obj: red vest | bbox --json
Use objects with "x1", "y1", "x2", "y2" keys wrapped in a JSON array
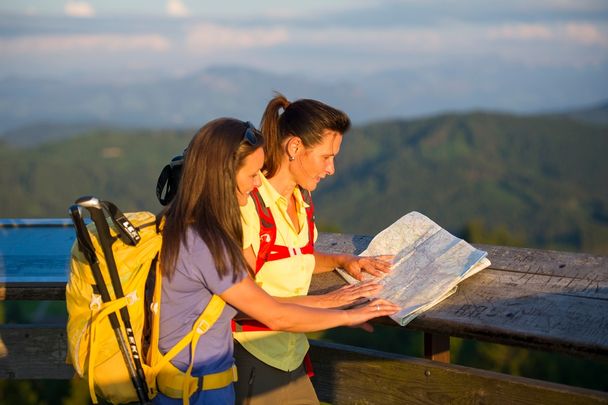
[
  {"x1": 233, "y1": 186, "x2": 315, "y2": 333},
  {"x1": 251, "y1": 187, "x2": 315, "y2": 274}
]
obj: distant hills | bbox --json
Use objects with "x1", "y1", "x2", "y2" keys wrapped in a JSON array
[
  {"x1": 0, "y1": 66, "x2": 374, "y2": 135},
  {"x1": 2, "y1": 65, "x2": 607, "y2": 139},
  {"x1": 1, "y1": 109, "x2": 606, "y2": 254},
  {"x1": 557, "y1": 101, "x2": 608, "y2": 126}
]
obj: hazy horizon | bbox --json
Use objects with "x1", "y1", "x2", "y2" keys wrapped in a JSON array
[{"x1": 1, "y1": 0, "x2": 607, "y2": 125}]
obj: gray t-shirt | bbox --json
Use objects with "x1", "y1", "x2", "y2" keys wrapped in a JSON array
[{"x1": 159, "y1": 227, "x2": 244, "y2": 375}]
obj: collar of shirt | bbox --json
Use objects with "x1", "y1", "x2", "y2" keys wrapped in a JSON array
[
  {"x1": 258, "y1": 172, "x2": 309, "y2": 236},
  {"x1": 258, "y1": 172, "x2": 310, "y2": 211}
]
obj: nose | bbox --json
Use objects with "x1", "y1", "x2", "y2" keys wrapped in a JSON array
[
  {"x1": 326, "y1": 159, "x2": 335, "y2": 176},
  {"x1": 253, "y1": 173, "x2": 262, "y2": 188}
]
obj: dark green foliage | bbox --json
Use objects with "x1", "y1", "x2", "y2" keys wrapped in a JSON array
[
  {"x1": 320, "y1": 325, "x2": 424, "y2": 358},
  {"x1": 452, "y1": 338, "x2": 608, "y2": 392},
  {"x1": 0, "y1": 128, "x2": 192, "y2": 217},
  {"x1": 0, "y1": 380, "x2": 74, "y2": 405}
]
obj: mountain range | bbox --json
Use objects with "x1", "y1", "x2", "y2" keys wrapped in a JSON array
[{"x1": 2, "y1": 65, "x2": 607, "y2": 139}]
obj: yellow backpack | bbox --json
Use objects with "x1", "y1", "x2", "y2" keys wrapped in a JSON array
[{"x1": 66, "y1": 198, "x2": 236, "y2": 404}]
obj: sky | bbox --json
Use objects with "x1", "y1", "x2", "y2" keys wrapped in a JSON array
[{"x1": 1, "y1": 0, "x2": 607, "y2": 116}]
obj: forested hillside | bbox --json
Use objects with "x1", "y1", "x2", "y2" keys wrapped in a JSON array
[
  {"x1": 314, "y1": 112, "x2": 608, "y2": 253},
  {"x1": 0, "y1": 128, "x2": 190, "y2": 217},
  {"x1": 1, "y1": 111, "x2": 607, "y2": 254}
]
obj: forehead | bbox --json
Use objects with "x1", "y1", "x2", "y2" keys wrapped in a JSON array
[
  {"x1": 312, "y1": 129, "x2": 343, "y2": 153},
  {"x1": 241, "y1": 147, "x2": 264, "y2": 170}
]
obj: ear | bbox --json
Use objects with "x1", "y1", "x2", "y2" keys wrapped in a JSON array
[{"x1": 286, "y1": 136, "x2": 302, "y2": 157}]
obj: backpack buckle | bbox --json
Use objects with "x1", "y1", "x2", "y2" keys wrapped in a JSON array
[
  {"x1": 90, "y1": 294, "x2": 102, "y2": 310},
  {"x1": 125, "y1": 290, "x2": 138, "y2": 305},
  {"x1": 196, "y1": 319, "x2": 210, "y2": 334}
]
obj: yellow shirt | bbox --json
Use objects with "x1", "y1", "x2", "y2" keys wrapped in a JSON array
[{"x1": 235, "y1": 172, "x2": 317, "y2": 371}]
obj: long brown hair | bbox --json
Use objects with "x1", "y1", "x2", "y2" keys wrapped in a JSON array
[
  {"x1": 259, "y1": 93, "x2": 351, "y2": 178},
  {"x1": 160, "y1": 118, "x2": 264, "y2": 281}
]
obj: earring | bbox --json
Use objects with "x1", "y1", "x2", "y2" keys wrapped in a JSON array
[{"x1": 289, "y1": 155, "x2": 295, "y2": 161}]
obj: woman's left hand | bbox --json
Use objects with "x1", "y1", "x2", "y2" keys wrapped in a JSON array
[{"x1": 342, "y1": 255, "x2": 393, "y2": 281}]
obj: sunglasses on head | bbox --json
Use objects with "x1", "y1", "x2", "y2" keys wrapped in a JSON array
[{"x1": 243, "y1": 121, "x2": 261, "y2": 146}]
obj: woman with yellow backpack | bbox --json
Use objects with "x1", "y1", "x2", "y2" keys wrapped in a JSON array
[{"x1": 155, "y1": 118, "x2": 399, "y2": 404}]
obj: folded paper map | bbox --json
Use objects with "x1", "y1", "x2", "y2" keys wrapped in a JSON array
[{"x1": 337, "y1": 211, "x2": 491, "y2": 326}]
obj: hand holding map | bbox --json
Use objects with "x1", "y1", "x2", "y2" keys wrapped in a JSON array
[{"x1": 337, "y1": 211, "x2": 491, "y2": 326}]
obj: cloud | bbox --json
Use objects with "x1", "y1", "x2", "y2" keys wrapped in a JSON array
[
  {"x1": 176, "y1": 19, "x2": 608, "y2": 72},
  {"x1": 167, "y1": 0, "x2": 190, "y2": 18},
  {"x1": 295, "y1": 26, "x2": 445, "y2": 52},
  {"x1": 487, "y1": 24, "x2": 553, "y2": 40},
  {"x1": 186, "y1": 23, "x2": 289, "y2": 51},
  {"x1": 565, "y1": 23, "x2": 607, "y2": 45},
  {"x1": 0, "y1": 34, "x2": 171, "y2": 54},
  {"x1": 486, "y1": 22, "x2": 608, "y2": 48},
  {"x1": 64, "y1": 1, "x2": 95, "y2": 18}
]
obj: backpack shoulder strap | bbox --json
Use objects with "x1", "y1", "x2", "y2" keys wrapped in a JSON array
[
  {"x1": 151, "y1": 294, "x2": 226, "y2": 375},
  {"x1": 251, "y1": 188, "x2": 276, "y2": 275},
  {"x1": 298, "y1": 187, "x2": 315, "y2": 252}
]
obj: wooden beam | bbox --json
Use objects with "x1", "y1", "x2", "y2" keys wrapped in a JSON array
[
  {"x1": 1, "y1": 325, "x2": 606, "y2": 405},
  {"x1": 0, "y1": 282, "x2": 66, "y2": 301},
  {"x1": 423, "y1": 332, "x2": 450, "y2": 363},
  {"x1": 475, "y1": 244, "x2": 608, "y2": 280},
  {"x1": 0, "y1": 324, "x2": 73, "y2": 379},
  {"x1": 309, "y1": 339, "x2": 608, "y2": 405}
]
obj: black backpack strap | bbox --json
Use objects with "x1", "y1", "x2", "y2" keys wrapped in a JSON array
[{"x1": 156, "y1": 155, "x2": 184, "y2": 206}]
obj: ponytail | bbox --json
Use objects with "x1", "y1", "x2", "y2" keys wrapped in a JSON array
[{"x1": 260, "y1": 93, "x2": 290, "y2": 178}]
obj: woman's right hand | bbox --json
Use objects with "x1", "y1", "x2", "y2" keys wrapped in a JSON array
[
  {"x1": 321, "y1": 281, "x2": 383, "y2": 308},
  {"x1": 344, "y1": 298, "x2": 400, "y2": 327}
]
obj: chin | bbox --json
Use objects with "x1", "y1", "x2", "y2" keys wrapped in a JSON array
[{"x1": 306, "y1": 182, "x2": 318, "y2": 192}]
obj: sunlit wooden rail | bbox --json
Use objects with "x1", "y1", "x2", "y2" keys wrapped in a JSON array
[{"x1": 1, "y1": 223, "x2": 607, "y2": 404}]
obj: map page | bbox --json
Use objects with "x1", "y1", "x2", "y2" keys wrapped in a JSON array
[{"x1": 337, "y1": 211, "x2": 491, "y2": 326}]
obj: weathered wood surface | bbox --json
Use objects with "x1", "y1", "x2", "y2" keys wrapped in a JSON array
[
  {"x1": 309, "y1": 340, "x2": 608, "y2": 405},
  {"x1": 2, "y1": 229, "x2": 607, "y2": 358},
  {"x1": 0, "y1": 282, "x2": 66, "y2": 301},
  {"x1": 1, "y1": 325, "x2": 606, "y2": 405},
  {"x1": 0, "y1": 324, "x2": 74, "y2": 379},
  {"x1": 311, "y1": 233, "x2": 608, "y2": 359}
]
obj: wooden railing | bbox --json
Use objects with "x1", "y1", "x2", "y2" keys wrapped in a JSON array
[{"x1": 1, "y1": 224, "x2": 607, "y2": 404}]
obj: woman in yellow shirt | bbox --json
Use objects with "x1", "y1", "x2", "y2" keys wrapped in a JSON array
[{"x1": 235, "y1": 94, "x2": 392, "y2": 404}]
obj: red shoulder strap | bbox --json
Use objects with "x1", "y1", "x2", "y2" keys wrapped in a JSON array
[
  {"x1": 251, "y1": 187, "x2": 316, "y2": 275},
  {"x1": 299, "y1": 187, "x2": 315, "y2": 251},
  {"x1": 251, "y1": 188, "x2": 276, "y2": 274}
]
